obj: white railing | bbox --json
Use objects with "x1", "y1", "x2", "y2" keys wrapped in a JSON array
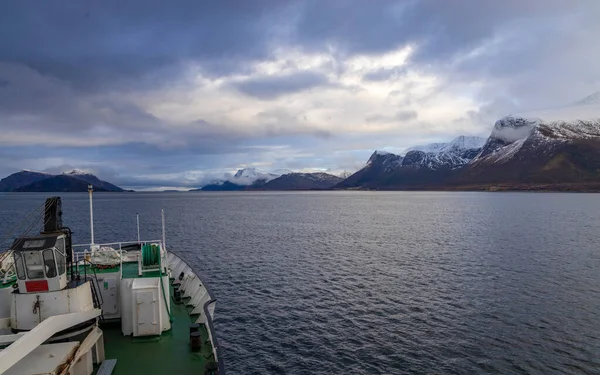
[
  {"x1": 72, "y1": 239, "x2": 163, "y2": 252},
  {"x1": 72, "y1": 240, "x2": 167, "y2": 278},
  {"x1": 167, "y1": 252, "x2": 224, "y2": 373}
]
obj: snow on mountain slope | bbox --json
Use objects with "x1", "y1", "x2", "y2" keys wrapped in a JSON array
[
  {"x1": 22, "y1": 169, "x2": 52, "y2": 175},
  {"x1": 63, "y1": 169, "x2": 93, "y2": 176},
  {"x1": 407, "y1": 136, "x2": 486, "y2": 154},
  {"x1": 402, "y1": 136, "x2": 486, "y2": 170},
  {"x1": 230, "y1": 167, "x2": 280, "y2": 185},
  {"x1": 472, "y1": 93, "x2": 600, "y2": 165},
  {"x1": 366, "y1": 150, "x2": 404, "y2": 171},
  {"x1": 573, "y1": 91, "x2": 600, "y2": 106}
]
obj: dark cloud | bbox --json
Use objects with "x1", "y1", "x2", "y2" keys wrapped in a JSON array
[
  {"x1": 0, "y1": 1, "x2": 599, "y2": 187},
  {"x1": 0, "y1": 0, "x2": 289, "y2": 89},
  {"x1": 232, "y1": 71, "x2": 331, "y2": 99}
]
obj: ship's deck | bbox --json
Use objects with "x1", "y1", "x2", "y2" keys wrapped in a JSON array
[
  {"x1": 94, "y1": 280, "x2": 214, "y2": 375},
  {"x1": 75, "y1": 260, "x2": 163, "y2": 279},
  {"x1": 72, "y1": 260, "x2": 216, "y2": 374}
]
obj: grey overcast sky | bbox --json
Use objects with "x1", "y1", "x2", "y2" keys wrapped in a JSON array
[{"x1": 1, "y1": 0, "x2": 599, "y2": 189}]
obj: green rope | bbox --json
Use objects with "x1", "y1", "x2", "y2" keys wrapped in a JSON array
[
  {"x1": 141, "y1": 243, "x2": 172, "y2": 323},
  {"x1": 142, "y1": 244, "x2": 161, "y2": 267}
]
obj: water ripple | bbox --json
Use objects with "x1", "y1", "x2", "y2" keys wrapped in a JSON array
[{"x1": 2, "y1": 191, "x2": 600, "y2": 374}]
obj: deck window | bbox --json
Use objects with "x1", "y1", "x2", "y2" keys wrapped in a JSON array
[
  {"x1": 14, "y1": 252, "x2": 25, "y2": 280},
  {"x1": 25, "y1": 251, "x2": 44, "y2": 279},
  {"x1": 43, "y1": 249, "x2": 57, "y2": 278},
  {"x1": 55, "y1": 238, "x2": 66, "y2": 275},
  {"x1": 56, "y1": 248, "x2": 66, "y2": 276}
]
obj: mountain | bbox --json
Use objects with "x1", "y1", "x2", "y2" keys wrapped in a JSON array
[
  {"x1": 62, "y1": 170, "x2": 124, "y2": 192},
  {"x1": 14, "y1": 175, "x2": 111, "y2": 192},
  {"x1": 0, "y1": 169, "x2": 125, "y2": 192},
  {"x1": 195, "y1": 171, "x2": 342, "y2": 191},
  {"x1": 337, "y1": 136, "x2": 485, "y2": 189},
  {"x1": 403, "y1": 136, "x2": 486, "y2": 170},
  {"x1": 231, "y1": 168, "x2": 279, "y2": 185},
  {"x1": 195, "y1": 167, "x2": 282, "y2": 191},
  {"x1": 198, "y1": 181, "x2": 246, "y2": 191},
  {"x1": 259, "y1": 173, "x2": 343, "y2": 190},
  {"x1": 336, "y1": 151, "x2": 404, "y2": 188},
  {"x1": 0, "y1": 170, "x2": 52, "y2": 192},
  {"x1": 337, "y1": 93, "x2": 600, "y2": 191},
  {"x1": 453, "y1": 114, "x2": 600, "y2": 187}
]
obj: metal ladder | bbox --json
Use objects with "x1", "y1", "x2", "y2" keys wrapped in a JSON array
[
  {"x1": 81, "y1": 259, "x2": 104, "y2": 320},
  {"x1": 97, "y1": 359, "x2": 117, "y2": 375}
]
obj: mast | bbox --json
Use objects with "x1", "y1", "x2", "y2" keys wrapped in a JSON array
[
  {"x1": 136, "y1": 213, "x2": 140, "y2": 243},
  {"x1": 161, "y1": 209, "x2": 166, "y2": 251},
  {"x1": 88, "y1": 184, "x2": 94, "y2": 245}
]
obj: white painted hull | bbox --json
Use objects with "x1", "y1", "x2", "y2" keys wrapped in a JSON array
[{"x1": 166, "y1": 251, "x2": 222, "y2": 370}]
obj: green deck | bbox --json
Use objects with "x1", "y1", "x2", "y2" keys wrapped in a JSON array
[
  {"x1": 96, "y1": 282, "x2": 214, "y2": 375},
  {"x1": 2, "y1": 259, "x2": 214, "y2": 373},
  {"x1": 75, "y1": 261, "x2": 164, "y2": 279},
  {"x1": 74, "y1": 261, "x2": 214, "y2": 374}
]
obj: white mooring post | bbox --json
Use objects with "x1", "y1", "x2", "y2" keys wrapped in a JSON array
[{"x1": 88, "y1": 184, "x2": 95, "y2": 245}]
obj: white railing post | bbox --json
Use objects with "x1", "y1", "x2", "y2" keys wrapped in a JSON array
[
  {"x1": 136, "y1": 214, "x2": 140, "y2": 244},
  {"x1": 161, "y1": 209, "x2": 166, "y2": 251},
  {"x1": 88, "y1": 185, "x2": 94, "y2": 245}
]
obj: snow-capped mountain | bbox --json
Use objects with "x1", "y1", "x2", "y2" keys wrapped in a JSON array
[
  {"x1": 59, "y1": 169, "x2": 124, "y2": 191},
  {"x1": 336, "y1": 150, "x2": 403, "y2": 188},
  {"x1": 404, "y1": 136, "x2": 486, "y2": 170},
  {"x1": 338, "y1": 92, "x2": 600, "y2": 191},
  {"x1": 63, "y1": 169, "x2": 93, "y2": 176},
  {"x1": 471, "y1": 95, "x2": 600, "y2": 167},
  {"x1": 448, "y1": 92, "x2": 600, "y2": 188},
  {"x1": 231, "y1": 167, "x2": 279, "y2": 186},
  {"x1": 259, "y1": 172, "x2": 343, "y2": 190},
  {"x1": 337, "y1": 136, "x2": 485, "y2": 189},
  {"x1": 198, "y1": 170, "x2": 342, "y2": 191},
  {"x1": 406, "y1": 136, "x2": 486, "y2": 154},
  {"x1": 366, "y1": 151, "x2": 404, "y2": 171},
  {"x1": 199, "y1": 167, "x2": 288, "y2": 190},
  {"x1": 0, "y1": 169, "x2": 124, "y2": 192},
  {"x1": 0, "y1": 170, "x2": 52, "y2": 191}
]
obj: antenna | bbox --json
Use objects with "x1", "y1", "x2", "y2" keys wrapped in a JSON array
[{"x1": 88, "y1": 185, "x2": 94, "y2": 245}]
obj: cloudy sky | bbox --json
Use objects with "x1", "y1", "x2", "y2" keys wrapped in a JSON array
[{"x1": 1, "y1": 1, "x2": 599, "y2": 189}]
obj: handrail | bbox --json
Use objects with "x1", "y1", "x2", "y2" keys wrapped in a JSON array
[
  {"x1": 0, "y1": 309, "x2": 102, "y2": 374},
  {"x1": 203, "y1": 298, "x2": 224, "y2": 372},
  {"x1": 169, "y1": 251, "x2": 225, "y2": 374},
  {"x1": 79, "y1": 258, "x2": 104, "y2": 308}
]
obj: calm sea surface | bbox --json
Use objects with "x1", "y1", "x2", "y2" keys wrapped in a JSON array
[{"x1": 1, "y1": 191, "x2": 600, "y2": 374}]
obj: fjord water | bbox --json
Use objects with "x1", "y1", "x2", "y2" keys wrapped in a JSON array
[{"x1": 1, "y1": 192, "x2": 599, "y2": 374}]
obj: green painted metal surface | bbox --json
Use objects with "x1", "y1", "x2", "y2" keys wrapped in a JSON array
[
  {"x1": 73, "y1": 261, "x2": 163, "y2": 279},
  {"x1": 98, "y1": 283, "x2": 213, "y2": 375}
]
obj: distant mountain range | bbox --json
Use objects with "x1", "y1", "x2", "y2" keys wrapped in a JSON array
[
  {"x1": 5, "y1": 93, "x2": 600, "y2": 193},
  {"x1": 337, "y1": 93, "x2": 600, "y2": 191},
  {"x1": 0, "y1": 170, "x2": 125, "y2": 192},
  {"x1": 194, "y1": 169, "x2": 343, "y2": 191}
]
